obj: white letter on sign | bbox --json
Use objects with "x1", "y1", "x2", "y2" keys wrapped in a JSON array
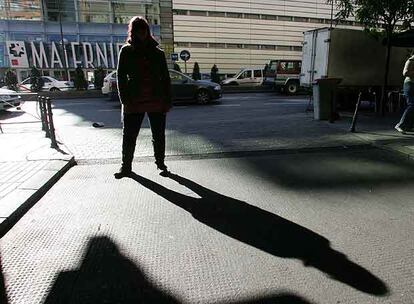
[
  {"x1": 31, "y1": 41, "x2": 49, "y2": 68},
  {"x1": 50, "y1": 42, "x2": 63, "y2": 68},
  {"x1": 82, "y1": 42, "x2": 94, "y2": 68}
]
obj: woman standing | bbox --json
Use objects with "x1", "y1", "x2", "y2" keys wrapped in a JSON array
[
  {"x1": 115, "y1": 16, "x2": 172, "y2": 179},
  {"x1": 395, "y1": 54, "x2": 414, "y2": 133}
]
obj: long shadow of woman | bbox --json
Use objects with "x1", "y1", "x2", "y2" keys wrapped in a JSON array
[{"x1": 131, "y1": 173, "x2": 388, "y2": 296}]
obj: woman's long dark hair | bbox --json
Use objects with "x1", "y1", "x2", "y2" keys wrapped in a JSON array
[{"x1": 126, "y1": 16, "x2": 157, "y2": 46}]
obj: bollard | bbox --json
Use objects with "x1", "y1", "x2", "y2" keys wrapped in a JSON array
[
  {"x1": 45, "y1": 97, "x2": 58, "y2": 149},
  {"x1": 349, "y1": 92, "x2": 363, "y2": 133},
  {"x1": 38, "y1": 95, "x2": 46, "y2": 132},
  {"x1": 40, "y1": 96, "x2": 51, "y2": 138}
]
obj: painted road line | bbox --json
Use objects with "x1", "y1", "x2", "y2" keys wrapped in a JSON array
[
  {"x1": 97, "y1": 109, "x2": 120, "y2": 112},
  {"x1": 263, "y1": 102, "x2": 306, "y2": 105},
  {"x1": 213, "y1": 104, "x2": 241, "y2": 107}
]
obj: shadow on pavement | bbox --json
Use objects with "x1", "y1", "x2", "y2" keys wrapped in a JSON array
[
  {"x1": 43, "y1": 236, "x2": 180, "y2": 303},
  {"x1": 131, "y1": 173, "x2": 388, "y2": 296},
  {"x1": 43, "y1": 236, "x2": 315, "y2": 304},
  {"x1": 0, "y1": 256, "x2": 8, "y2": 304},
  {"x1": 249, "y1": 149, "x2": 414, "y2": 190}
]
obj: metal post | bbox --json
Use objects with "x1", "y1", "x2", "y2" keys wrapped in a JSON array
[
  {"x1": 59, "y1": 0, "x2": 70, "y2": 81},
  {"x1": 350, "y1": 92, "x2": 363, "y2": 133},
  {"x1": 41, "y1": 96, "x2": 51, "y2": 138},
  {"x1": 45, "y1": 97, "x2": 58, "y2": 148},
  {"x1": 38, "y1": 95, "x2": 46, "y2": 131}
]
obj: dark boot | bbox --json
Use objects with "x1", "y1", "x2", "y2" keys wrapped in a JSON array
[{"x1": 114, "y1": 165, "x2": 132, "y2": 179}]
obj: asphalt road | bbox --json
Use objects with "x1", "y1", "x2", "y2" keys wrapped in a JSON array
[
  {"x1": 49, "y1": 93, "x2": 368, "y2": 162},
  {"x1": 1, "y1": 93, "x2": 413, "y2": 303}
]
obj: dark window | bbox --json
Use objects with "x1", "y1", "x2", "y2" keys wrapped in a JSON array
[
  {"x1": 226, "y1": 12, "x2": 243, "y2": 18},
  {"x1": 209, "y1": 43, "x2": 226, "y2": 48},
  {"x1": 294, "y1": 17, "x2": 308, "y2": 22},
  {"x1": 174, "y1": 10, "x2": 188, "y2": 15},
  {"x1": 227, "y1": 43, "x2": 243, "y2": 49},
  {"x1": 208, "y1": 11, "x2": 225, "y2": 17},
  {"x1": 175, "y1": 42, "x2": 190, "y2": 47},
  {"x1": 261, "y1": 14, "x2": 277, "y2": 20},
  {"x1": 278, "y1": 15, "x2": 293, "y2": 21},
  {"x1": 254, "y1": 70, "x2": 262, "y2": 78},
  {"x1": 191, "y1": 42, "x2": 208, "y2": 48},
  {"x1": 246, "y1": 13, "x2": 260, "y2": 19},
  {"x1": 245, "y1": 44, "x2": 260, "y2": 50},
  {"x1": 238, "y1": 70, "x2": 252, "y2": 79},
  {"x1": 261, "y1": 45, "x2": 276, "y2": 50},
  {"x1": 277, "y1": 45, "x2": 291, "y2": 51},
  {"x1": 292, "y1": 46, "x2": 303, "y2": 52},
  {"x1": 189, "y1": 10, "x2": 207, "y2": 16}
]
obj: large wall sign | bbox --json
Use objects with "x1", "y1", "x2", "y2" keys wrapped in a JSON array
[
  {"x1": 6, "y1": 40, "x2": 125, "y2": 69},
  {"x1": 7, "y1": 41, "x2": 30, "y2": 68}
]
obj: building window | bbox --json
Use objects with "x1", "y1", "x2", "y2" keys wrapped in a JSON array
[
  {"x1": 261, "y1": 14, "x2": 277, "y2": 20},
  {"x1": 278, "y1": 16, "x2": 293, "y2": 22},
  {"x1": 246, "y1": 13, "x2": 260, "y2": 19},
  {"x1": 191, "y1": 42, "x2": 208, "y2": 48},
  {"x1": 209, "y1": 43, "x2": 225, "y2": 48},
  {"x1": 226, "y1": 12, "x2": 243, "y2": 18},
  {"x1": 294, "y1": 17, "x2": 308, "y2": 23},
  {"x1": 277, "y1": 45, "x2": 291, "y2": 51},
  {"x1": 78, "y1": 1, "x2": 110, "y2": 23},
  {"x1": 292, "y1": 46, "x2": 303, "y2": 52},
  {"x1": 45, "y1": 0, "x2": 76, "y2": 21},
  {"x1": 261, "y1": 45, "x2": 276, "y2": 50},
  {"x1": 208, "y1": 11, "x2": 225, "y2": 17},
  {"x1": 245, "y1": 44, "x2": 260, "y2": 50},
  {"x1": 112, "y1": 2, "x2": 160, "y2": 25},
  {"x1": 2, "y1": 0, "x2": 42, "y2": 20},
  {"x1": 227, "y1": 43, "x2": 243, "y2": 49},
  {"x1": 175, "y1": 42, "x2": 190, "y2": 47},
  {"x1": 189, "y1": 10, "x2": 207, "y2": 16},
  {"x1": 174, "y1": 10, "x2": 188, "y2": 15}
]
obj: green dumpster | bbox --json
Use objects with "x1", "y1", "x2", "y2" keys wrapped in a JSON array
[{"x1": 312, "y1": 78, "x2": 342, "y2": 120}]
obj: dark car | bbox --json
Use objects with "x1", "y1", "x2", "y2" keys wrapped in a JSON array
[
  {"x1": 107, "y1": 70, "x2": 222, "y2": 104},
  {"x1": 169, "y1": 70, "x2": 222, "y2": 104}
]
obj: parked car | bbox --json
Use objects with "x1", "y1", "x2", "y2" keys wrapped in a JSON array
[
  {"x1": 106, "y1": 70, "x2": 222, "y2": 104},
  {"x1": 0, "y1": 88, "x2": 21, "y2": 111},
  {"x1": 221, "y1": 68, "x2": 264, "y2": 87},
  {"x1": 101, "y1": 70, "x2": 117, "y2": 95},
  {"x1": 18, "y1": 76, "x2": 74, "y2": 92}
]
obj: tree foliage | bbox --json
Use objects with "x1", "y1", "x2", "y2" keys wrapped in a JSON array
[
  {"x1": 210, "y1": 64, "x2": 220, "y2": 84},
  {"x1": 173, "y1": 62, "x2": 182, "y2": 73},
  {"x1": 74, "y1": 66, "x2": 87, "y2": 90},
  {"x1": 30, "y1": 67, "x2": 44, "y2": 92},
  {"x1": 5, "y1": 69, "x2": 18, "y2": 91},
  {"x1": 329, "y1": 0, "x2": 414, "y2": 35},
  {"x1": 192, "y1": 62, "x2": 201, "y2": 80},
  {"x1": 93, "y1": 66, "x2": 105, "y2": 90}
]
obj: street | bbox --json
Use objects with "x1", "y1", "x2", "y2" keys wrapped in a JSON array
[{"x1": 1, "y1": 93, "x2": 413, "y2": 303}]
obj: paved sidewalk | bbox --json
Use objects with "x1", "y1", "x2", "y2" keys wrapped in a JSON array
[
  {"x1": 1, "y1": 149, "x2": 413, "y2": 303},
  {"x1": 0, "y1": 101, "x2": 74, "y2": 235}
]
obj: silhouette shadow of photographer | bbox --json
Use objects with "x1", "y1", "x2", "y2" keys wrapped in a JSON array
[
  {"x1": 131, "y1": 172, "x2": 388, "y2": 296},
  {"x1": 43, "y1": 236, "x2": 315, "y2": 303}
]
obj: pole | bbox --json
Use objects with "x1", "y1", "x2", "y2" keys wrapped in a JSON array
[
  {"x1": 350, "y1": 92, "x2": 363, "y2": 132},
  {"x1": 330, "y1": 0, "x2": 334, "y2": 29},
  {"x1": 46, "y1": 97, "x2": 58, "y2": 149},
  {"x1": 58, "y1": 0, "x2": 70, "y2": 81},
  {"x1": 185, "y1": 61, "x2": 187, "y2": 74}
]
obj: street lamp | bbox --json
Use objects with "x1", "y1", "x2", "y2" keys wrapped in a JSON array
[{"x1": 58, "y1": 0, "x2": 70, "y2": 81}]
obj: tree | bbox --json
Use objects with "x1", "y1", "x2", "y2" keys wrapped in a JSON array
[
  {"x1": 328, "y1": 0, "x2": 414, "y2": 114},
  {"x1": 192, "y1": 62, "x2": 201, "y2": 80},
  {"x1": 5, "y1": 69, "x2": 17, "y2": 91},
  {"x1": 211, "y1": 64, "x2": 220, "y2": 84},
  {"x1": 74, "y1": 66, "x2": 87, "y2": 90},
  {"x1": 93, "y1": 66, "x2": 105, "y2": 90},
  {"x1": 30, "y1": 67, "x2": 44, "y2": 92},
  {"x1": 173, "y1": 62, "x2": 182, "y2": 73}
]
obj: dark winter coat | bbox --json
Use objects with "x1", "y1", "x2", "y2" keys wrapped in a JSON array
[{"x1": 117, "y1": 39, "x2": 171, "y2": 113}]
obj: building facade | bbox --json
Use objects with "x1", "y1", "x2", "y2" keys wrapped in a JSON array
[
  {"x1": 0, "y1": 0, "x2": 173, "y2": 82},
  {"x1": 172, "y1": 0, "x2": 360, "y2": 75}
]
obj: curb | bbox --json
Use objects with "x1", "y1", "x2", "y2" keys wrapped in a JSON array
[{"x1": 0, "y1": 157, "x2": 76, "y2": 238}]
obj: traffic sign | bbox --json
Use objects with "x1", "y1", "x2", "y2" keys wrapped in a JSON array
[
  {"x1": 180, "y1": 50, "x2": 191, "y2": 62},
  {"x1": 171, "y1": 53, "x2": 178, "y2": 61}
]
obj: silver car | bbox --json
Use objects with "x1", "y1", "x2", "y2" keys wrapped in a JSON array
[{"x1": 0, "y1": 88, "x2": 21, "y2": 111}]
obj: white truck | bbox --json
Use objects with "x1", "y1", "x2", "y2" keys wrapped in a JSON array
[{"x1": 300, "y1": 27, "x2": 410, "y2": 101}]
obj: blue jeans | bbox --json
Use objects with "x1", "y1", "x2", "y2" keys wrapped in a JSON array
[{"x1": 396, "y1": 81, "x2": 414, "y2": 130}]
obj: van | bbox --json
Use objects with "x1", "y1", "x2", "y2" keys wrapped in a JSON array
[{"x1": 221, "y1": 68, "x2": 264, "y2": 87}]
